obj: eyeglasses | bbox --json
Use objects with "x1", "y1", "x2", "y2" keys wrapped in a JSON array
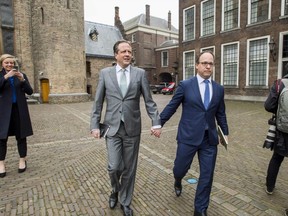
[{"x1": 199, "y1": 62, "x2": 214, "y2": 67}]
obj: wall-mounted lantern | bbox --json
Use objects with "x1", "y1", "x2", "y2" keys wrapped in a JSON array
[{"x1": 269, "y1": 37, "x2": 277, "y2": 62}]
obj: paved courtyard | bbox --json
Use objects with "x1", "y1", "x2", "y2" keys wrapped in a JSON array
[{"x1": 0, "y1": 94, "x2": 287, "y2": 216}]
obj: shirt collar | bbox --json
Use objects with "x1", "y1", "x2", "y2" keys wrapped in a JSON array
[
  {"x1": 197, "y1": 74, "x2": 211, "y2": 84},
  {"x1": 116, "y1": 65, "x2": 130, "y2": 73}
]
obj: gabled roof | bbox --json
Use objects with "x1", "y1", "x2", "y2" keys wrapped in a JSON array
[
  {"x1": 123, "y1": 14, "x2": 178, "y2": 32},
  {"x1": 85, "y1": 21, "x2": 123, "y2": 58}
]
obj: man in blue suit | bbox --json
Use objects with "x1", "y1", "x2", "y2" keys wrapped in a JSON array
[{"x1": 160, "y1": 51, "x2": 229, "y2": 216}]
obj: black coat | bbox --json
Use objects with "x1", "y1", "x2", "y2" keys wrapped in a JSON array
[{"x1": 0, "y1": 68, "x2": 33, "y2": 139}]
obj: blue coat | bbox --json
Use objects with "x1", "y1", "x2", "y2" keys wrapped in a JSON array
[{"x1": 160, "y1": 76, "x2": 228, "y2": 146}]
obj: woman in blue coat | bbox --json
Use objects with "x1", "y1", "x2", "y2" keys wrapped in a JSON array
[{"x1": 0, "y1": 54, "x2": 33, "y2": 178}]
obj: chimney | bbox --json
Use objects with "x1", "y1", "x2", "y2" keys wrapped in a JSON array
[
  {"x1": 146, "y1": 4, "x2": 150, "y2": 26},
  {"x1": 168, "y1": 11, "x2": 171, "y2": 30},
  {"x1": 114, "y1": 6, "x2": 120, "y2": 25}
]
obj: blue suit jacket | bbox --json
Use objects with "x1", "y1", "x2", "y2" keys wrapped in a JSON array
[{"x1": 160, "y1": 76, "x2": 228, "y2": 146}]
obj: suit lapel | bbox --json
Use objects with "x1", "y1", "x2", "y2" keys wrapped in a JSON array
[
  {"x1": 191, "y1": 77, "x2": 204, "y2": 109},
  {"x1": 209, "y1": 80, "x2": 218, "y2": 106},
  {"x1": 127, "y1": 67, "x2": 136, "y2": 93},
  {"x1": 108, "y1": 67, "x2": 123, "y2": 96}
]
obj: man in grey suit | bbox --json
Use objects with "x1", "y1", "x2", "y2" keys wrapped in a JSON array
[{"x1": 90, "y1": 40, "x2": 161, "y2": 216}]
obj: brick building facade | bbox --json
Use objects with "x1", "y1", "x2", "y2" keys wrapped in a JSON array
[
  {"x1": 117, "y1": 5, "x2": 179, "y2": 85},
  {"x1": 178, "y1": 0, "x2": 288, "y2": 101}
]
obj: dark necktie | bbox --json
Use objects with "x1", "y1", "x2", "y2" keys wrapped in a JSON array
[{"x1": 204, "y1": 79, "x2": 210, "y2": 110}]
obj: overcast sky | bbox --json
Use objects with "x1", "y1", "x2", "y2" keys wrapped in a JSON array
[{"x1": 84, "y1": 0, "x2": 179, "y2": 29}]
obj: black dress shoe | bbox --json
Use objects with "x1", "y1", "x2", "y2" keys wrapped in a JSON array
[
  {"x1": 0, "y1": 172, "x2": 6, "y2": 178},
  {"x1": 174, "y1": 179, "x2": 182, "y2": 197},
  {"x1": 18, "y1": 161, "x2": 27, "y2": 173},
  {"x1": 109, "y1": 191, "x2": 118, "y2": 209},
  {"x1": 120, "y1": 205, "x2": 133, "y2": 216},
  {"x1": 194, "y1": 210, "x2": 207, "y2": 216}
]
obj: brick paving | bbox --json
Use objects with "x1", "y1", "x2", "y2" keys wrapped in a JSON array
[{"x1": 0, "y1": 95, "x2": 287, "y2": 216}]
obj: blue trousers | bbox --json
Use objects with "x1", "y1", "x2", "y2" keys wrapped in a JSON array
[{"x1": 173, "y1": 132, "x2": 218, "y2": 212}]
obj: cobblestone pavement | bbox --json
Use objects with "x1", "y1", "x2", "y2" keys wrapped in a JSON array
[{"x1": 0, "y1": 95, "x2": 287, "y2": 216}]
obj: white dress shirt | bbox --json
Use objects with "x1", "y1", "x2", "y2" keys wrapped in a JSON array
[{"x1": 196, "y1": 74, "x2": 212, "y2": 104}]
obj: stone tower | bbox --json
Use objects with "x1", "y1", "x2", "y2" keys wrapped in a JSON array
[{"x1": 11, "y1": 0, "x2": 88, "y2": 103}]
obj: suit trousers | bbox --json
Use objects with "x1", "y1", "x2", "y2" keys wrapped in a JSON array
[
  {"x1": 173, "y1": 131, "x2": 218, "y2": 213},
  {"x1": 106, "y1": 121, "x2": 140, "y2": 206}
]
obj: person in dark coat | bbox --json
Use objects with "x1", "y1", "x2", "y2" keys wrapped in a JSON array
[{"x1": 0, "y1": 54, "x2": 33, "y2": 178}]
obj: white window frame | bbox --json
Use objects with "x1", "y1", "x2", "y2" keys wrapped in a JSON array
[
  {"x1": 221, "y1": 42, "x2": 240, "y2": 86},
  {"x1": 161, "y1": 51, "x2": 168, "y2": 67},
  {"x1": 221, "y1": 0, "x2": 240, "y2": 31},
  {"x1": 183, "y1": 50, "x2": 196, "y2": 80},
  {"x1": 281, "y1": 0, "x2": 288, "y2": 16},
  {"x1": 246, "y1": 36, "x2": 270, "y2": 87},
  {"x1": 200, "y1": 0, "x2": 216, "y2": 37},
  {"x1": 248, "y1": 0, "x2": 271, "y2": 25},
  {"x1": 183, "y1": 5, "x2": 196, "y2": 41}
]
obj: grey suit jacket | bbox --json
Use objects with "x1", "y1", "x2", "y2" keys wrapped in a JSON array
[{"x1": 90, "y1": 66, "x2": 161, "y2": 137}]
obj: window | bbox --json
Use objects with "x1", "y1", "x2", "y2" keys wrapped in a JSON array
[
  {"x1": 281, "y1": 0, "x2": 288, "y2": 16},
  {"x1": 184, "y1": 51, "x2": 195, "y2": 79},
  {"x1": 184, "y1": 6, "x2": 195, "y2": 41},
  {"x1": 86, "y1": 61, "x2": 91, "y2": 78},
  {"x1": 201, "y1": 0, "x2": 215, "y2": 36},
  {"x1": 222, "y1": 43, "x2": 239, "y2": 86},
  {"x1": 222, "y1": 0, "x2": 239, "y2": 31},
  {"x1": 131, "y1": 34, "x2": 136, "y2": 43},
  {"x1": 161, "y1": 51, "x2": 168, "y2": 67},
  {"x1": 249, "y1": 0, "x2": 270, "y2": 24},
  {"x1": 132, "y1": 50, "x2": 137, "y2": 64},
  {"x1": 247, "y1": 38, "x2": 268, "y2": 86},
  {"x1": 283, "y1": 34, "x2": 288, "y2": 58},
  {"x1": 201, "y1": 47, "x2": 214, "y2": 54}
]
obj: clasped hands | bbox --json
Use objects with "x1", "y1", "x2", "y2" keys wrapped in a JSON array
[{"x1": 150, "y1": 128, "x2": 161, "y2": 138}]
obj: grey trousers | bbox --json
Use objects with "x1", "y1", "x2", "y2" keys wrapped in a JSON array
[{"x1": 106, "y1": 122, "x2": 140, "y2": 206}]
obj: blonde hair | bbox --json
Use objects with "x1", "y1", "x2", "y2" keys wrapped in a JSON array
[{"x1": 0, "y1": 54, "x2": 16, "y2": 65}]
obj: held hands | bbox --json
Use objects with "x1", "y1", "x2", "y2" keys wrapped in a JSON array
[
  {"x1": 151, "y1": 128, "x2": 161, "y2": 138},
  {"x1": 91, "y1": 129, "x2": 101, "y2": 139}
]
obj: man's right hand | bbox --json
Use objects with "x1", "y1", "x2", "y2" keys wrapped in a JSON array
[{"x1": 91, "y1": 129, "x2": 100, "y2": 139}]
